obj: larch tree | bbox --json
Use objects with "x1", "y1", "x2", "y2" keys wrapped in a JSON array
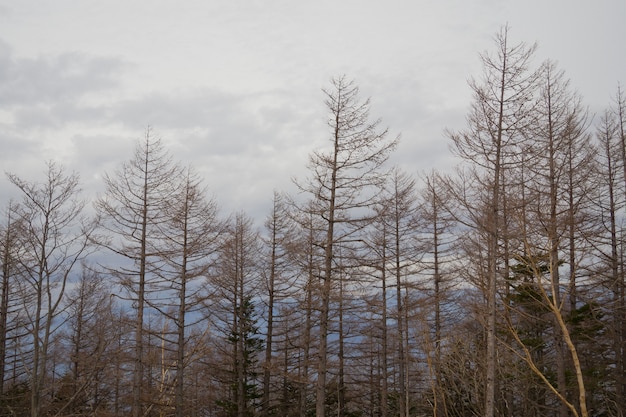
[
  {"x1": 363, "y1": 199, "x2": 392, "y2": 417},
  {"x1": 96, "y1": 128, "x2": 182, "y2": 417},
  {"x1": 151, "y1": 166, "x2": 227, "y2": 417},
  {"x1": 287, "y1": 203, "x2": 326, "y2": 417},
  {"x1": 417, "y1": 170, "x2": 460, "y2": 417},
  {"x1": 260, "y1": 191, "x2": 298, "y2": 416},
  {"x1": 0, "y1": 200, "x2": 34, "y2": 415},
  {"x1": 0, "y1": 201, "x2": 22, "y2": 399},
  {"x1": 211, "y1": 212, "x2": 264, "y2": 417},
  {"x1": 57, "y1": 267, "x2": 118, "y2": 416},
  {"x1": 294, "y1": 75, "x2": 398, "y2": 417},
  {"x1": 612, "y1": 85, "x2": 626, "y2": 413},
  {"x1": 522, "y1": 60, "x2": 594, "y2": 416},
  {"x1": 447, "y1": 26, "x2": 540, "y2": 417},
  {"x1": 366, "y1": 167, "x2": 420, "y2": 417},
  {"x1": 591, "y1": 109, "x2": 624, "y2": 416}
]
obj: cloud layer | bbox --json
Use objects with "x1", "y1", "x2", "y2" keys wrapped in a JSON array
[{"x1": 1, "y1": 0, "x2": 624, "y2": 221}]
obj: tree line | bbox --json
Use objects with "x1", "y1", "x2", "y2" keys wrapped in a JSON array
[{"x1": 1, "y1": 27, "x2": 624, "y2": 417}]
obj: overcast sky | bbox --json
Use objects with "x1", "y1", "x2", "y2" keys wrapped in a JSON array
[{"x1": 1, "y1": 0, "x2": 624, "y2": 222}]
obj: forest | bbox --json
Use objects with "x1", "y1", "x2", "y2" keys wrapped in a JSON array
[{"x1": 0, "y1": 27, "x2": 625, "y2": 417}]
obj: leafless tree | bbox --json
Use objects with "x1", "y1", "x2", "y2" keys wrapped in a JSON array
[
  {"x1": 447, "y1": 25, "x2": 540, "y2": 417},
  {"x1": 416, "y1": 170, "x2": 461, "y2": 417},
  {"x1": 287, "y1": 204, "x2": 326, "y2": 417},
  {"x1": 521, "y1": 60, "x2": 594, "y2": 416},
  {"x1": 0, "y1": 201, "x2": 21, "y2": 398},
  {"x1": 96, "y1": 128, "x2": 182, "y2": 417},
  {"x1": 6, "y1": 161, "x2": 97, "y2": 417},
  {"x1": 612, "y1": 85, "x2": 626, "y2": 413},
  {"x1": 589, "y1": 109, "x2": 624, "y2": 416},
  {"x1": 148, "y1": 166, "x2": 226, "y2": 417},
  {"x1": 294, "y1": 76, "x2": 398, "y2": 417},
  {"x1": 209, "y1": 211, "x2": 264, "y2": 417},
  {"x1": 260, "y1": 191, "x2": 300, "y2": 416},
  {"x1": 364, "y1": 167, "x2": 420, "y2": 417},
  {"x1": 52, "y1": 266, "x2": 120, "y2": 416}
]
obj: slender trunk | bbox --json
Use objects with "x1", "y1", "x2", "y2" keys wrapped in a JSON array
[
  {"x1": 236, "y1": 232, "x2": 246, "y2": 417},
  {"x1": 550, "y1": 291, "x2": 589, "y2": 417},
  {"x1": 281, "y1": 335, "x2": 289, "y2": 417},
  {"x1": 31, "y1": 218, "x2": 50, "y2": 417},
  {"x1": 72, "y1": 283, "x2": 86, "y2": 413},
  {"x1": 0, "y1": 209, "x2": 13, "y2": 396},
  {"x1": 133, "y1": 146, "x2": 150, "y2": 417},
  {"x1": 485, "y1": 60, "x2": 505, "y2": 417},
  {"x1": 338, "y1": 276, "x2": 345, "y2": 417},
  {"x1": 316, "y1": 112, "x2": 340, "y2": 417},
  {"x1": 300, "y1": 226, "x2": 314, "y2": 417},
  {"x1": 31, "y1": 278, "x2": 43, "y2": 417},
  {"x1": 617, "y1": 86, "x2": 626, "y2": 414},
  {"x1": 546, "y1": 87, "x2": 569, "y2": 417},
  {"x1": 380, "y1": 238, "x2": 388, "y2": 417},
  {"x1": 174, "y1": 189, "x2": 191, "y2": 417},
  {"x1": 114, "y1": 311, "x2": 122, "y2": 416},
  {"x1": 605, "y1": 124, "x2": 622, "y2": 417},
  {"x1": 263, "y1": 213, "x2": 277, "y2": 416},
  {"x1": 432, "y1": 191, "x2": 443, "y2": 417},
  {"x1": 176, "y1": 238, "x2": 187, "y2": 417},
  {"x1": 395, "y1": 223, "x2": 406, "y2": 417},
  {"x1": 301, "y1": 272, "x2": 313, "y2": 417},
  {"x1": 403, "y1": 292, "x2": 411, "y2": 416}
]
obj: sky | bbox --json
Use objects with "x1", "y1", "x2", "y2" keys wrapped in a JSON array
[{"x1": 1, "y1": 0, "x2": 624, "y2": 223}]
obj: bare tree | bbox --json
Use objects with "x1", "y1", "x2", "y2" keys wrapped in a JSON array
[
  {"x1": 6, "y1": 161, "x2": 96, "y2": 417},
  {"x1": 521, "y1": 60, "x2": 595, "y2": 416},
  {"x1": 612, "y1": 85, "x2": 626, "y2": 414},
  {"x1": 96, "y1": 128, "x2": 181, "y2": 417},
  {"x1": 294, "y1": 76, "x2": 398, "y2": 417},
  {"x1": 590, "y1": 109, "x2": 624, "y2": 416},
  {"x1": 447, "y1": 26, "x2": 539, "y2": 417},
  {"x1": 52, "y1": 267, "x2": 120, "y2": 416},
  {"x1": 417, "y1": 170, "x2": 461, "y2": 417},
  {"x1": 288, "y1": 204, "x2": 326, "y2": 417},
  {"x1": 260, "y1": 191, "x2": 299, "y2": 416},
  {"x1": 0, "y1": 201, "x2": 21, "y2": 398},
  {"x1": 147, "y1": 166, "x2": 226, "y2": 417},
  {"x1": 210, "y1": 212, "x2": 264, "y2": 417},
  {"x1": 364, "y1": 167, "x2": 420, "y2": 417}
]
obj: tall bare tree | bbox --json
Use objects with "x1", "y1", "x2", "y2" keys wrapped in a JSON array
[
  {"x1": 521, "y1": 60, "x2": 594, "y2": 416},
  {"x1": 417, "y1": 170, "x2": 460, "y2": 417},
  {"x1": 55, "y1": 267, "x2": 119, "y2": 416},
  {"x1": 288, "y1": 205, "x2": 325, "y2": 417},
  {"x1": 591, "y1": 109, "x2": 624, "y2": 416},
  {"x1": 447, "y1": 26, "x2": 539, "y2": 417},
  {"x1": 0, "y1": 202, "x2": 21, "y2": 398},
  {"x1": 612, "y1": 85, "x2": 626, "y2": 413},
  {"x1": 294, "y1": 76, "x2": 398, "y2": 417},
  {"x1": 150, "y1": 166, "x2": 226, "y2": 417},
  {"x1": 211, "y1": 212, "x2": 264, "y2": 417},
  {"x1": 260, "y1": 191, "x2": 298, "y2": 416},
  {"x1": 365, "y1": 167, "x2": 420, "y2": 417},
  {"x1": 7, "y1": 161, "x2": 96, "y2": 417},
  {"x1": 96, "y1": 128, "x2": 181, "y2": 417}
]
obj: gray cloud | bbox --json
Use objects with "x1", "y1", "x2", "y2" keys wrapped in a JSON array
[
  {"x1": 0, "y1": 41, "x2": 124, "y2": 106},
  {"x1": 0, "y1": 0, "x2": 624, "y2": 223}
]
